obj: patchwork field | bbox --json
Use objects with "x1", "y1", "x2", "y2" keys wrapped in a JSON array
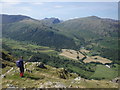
[
  {"x1": 60, "y1": 49, "x2": 112, "y2": 64},
  {"x1": 83, "y1": 56, "x2": 112, "y2": 64},
  {"x1": 80, "y1": 49, "x2": 90, "y2": 54},
  {"x1": 59, "y1": 49, "x2": 85, "y2": 60}
]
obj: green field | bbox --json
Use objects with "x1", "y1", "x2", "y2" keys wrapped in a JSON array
[
  {"x1": 90, "y1": 65, "x2": 118, "y2": 80},
  {"x1": 2, "y1": 38, "x2": 59, "y2": 59},
  {"x1": 3, "y1": 38, "x2": 56, "y2": 53},
  {"x1": 97, "y1": 37, "x2": 119, "y2": 50}
]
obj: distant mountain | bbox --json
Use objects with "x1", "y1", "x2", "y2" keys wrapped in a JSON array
[
  {"x1": 41, "y1": 18, "x2": 61, "y2": 25},
  {"x1": 54, "y1": 16, "x2": 119, "y2": 38},
  {"x1": 2, "y1": 15, "x2": 76, "y2": 49},
  {"x1": 54, "y1": 16, "x2": 119, "y2": 61},
  {"x1": 1, "y1": 14, "x2": 32, "y2": 24}
]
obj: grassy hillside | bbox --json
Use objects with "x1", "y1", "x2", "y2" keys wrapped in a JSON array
[
  {"x1": 2, "y1": 15, "x2": 119, "y2": 62},
  {"x1": 53, "y1": 16, "x2": 119, "y2": 61},
  {"x1": 1, "y1": 14, "x2": 32, "y2": 24},
  {"x1": 1, "y1": 51, "x2": 119, "y2": 88},
  {"x1": 2, "y1": 19, "x2": 76, "y2": 49},
  {"x1": 1, "y1": 37, "x2": 119, "y2": 89},
  {"x1": 55, "y1": 16, "x2": 119, "y2": 38},
  {"x1": 85, "y1": 37, "x2": 119, "y2": 62},
  {"x1": 90, "y1": 65, "x2": 118, "y2": 80},
  {"x1": 2, "y1": 61, "x2": 118, "y2": 88},
  {"x1": 2, "y1": 38, "x2": 58, "y2": 60},
  {"x1": 2, "y1": 38, "x2": 97, "y2": 79},
  {"x1": 3, "y1": 38, "x2": 56, "y2": 53},
  {"x1": 1, "y1": 15, "x2": 120, "y2": 87}
]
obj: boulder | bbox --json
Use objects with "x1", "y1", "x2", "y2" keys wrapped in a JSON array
[
  {"x1": 54, "y1": 82, "x2": 66, "y2": 88},
  {"x1": 37, "y1": 63, "x2": 47, "y2": 69},
  {"x1": 1, "y1": 74, "x2": 6, "y2": 78},
  {"x1": 74, "y1": 77, "x2": 81, "y2": 81},
  {"x1": 112, "y1": 77, "x2": 120, "y2": 83}
]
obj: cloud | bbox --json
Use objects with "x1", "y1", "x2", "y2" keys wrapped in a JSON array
[
  {"x1": 1, "y1": 0, "x2": 21, "y2": 5},
  {"x1": 20, "y1": 7, "x2": 32, "y2": 12},
  {"x1": 2, "y1": 1, "x2": 32, "y2": 15},
  {"x1": 28, "y1": 0, "x2": 119, "y2": 2},
  {"x1": 69, "y1": 17, "x2": 79, "y2": 20},
  {"x1": 54, "y1": 5, "x2": 64, "y2": 8},
  {"x1": 31, "y1": 2, "x2": 44, "y2": 5}
]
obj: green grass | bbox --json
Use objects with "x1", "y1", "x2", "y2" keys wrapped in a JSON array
[
  {"x1": 2, "y1": 61, "x2": 118, "y2": 88},
  {"x1": 90, "y1": 65, "x2": 118, "y2": 80},
  {"x1": 97, "y1": 37, "x2": 119, "y2": 50},
  {"x1": 86, "y1": 39, "x2": 119, "y2": 61},
  {"x1": 2, "y1": 66, "x2": 11, "y2": 74},
  {"x1": 3, "y1": 38, "x2": 57, "y2": 54}
]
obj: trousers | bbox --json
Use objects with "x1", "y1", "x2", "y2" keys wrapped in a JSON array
[{"x1": 19, "y1": 66, "x2": 24, "y2": 77}]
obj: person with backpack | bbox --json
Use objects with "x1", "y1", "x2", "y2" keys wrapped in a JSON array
[{"x1": 16, "y1": 56, "x2": 24, "y2": 77}]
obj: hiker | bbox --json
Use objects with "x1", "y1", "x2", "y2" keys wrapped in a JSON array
[{"x1": 16, "y1": 56, "x2": 24, "y2": 77}]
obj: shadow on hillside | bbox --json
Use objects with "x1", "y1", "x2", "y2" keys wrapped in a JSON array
[{"x1": 27, "y1": 76, "x2": 41, "y2": 80}]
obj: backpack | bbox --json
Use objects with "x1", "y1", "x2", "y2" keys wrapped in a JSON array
[{"x1": 16, "y1": 60, "x2": 21, "y2": 67}]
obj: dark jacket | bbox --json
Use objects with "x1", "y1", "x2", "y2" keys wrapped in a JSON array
[
  {"x1": 19, "y1": 59, "x2": 24, "y2": 73},
  {"x1": 19, "y1": 59, "x2": 24, "y2": 67}
]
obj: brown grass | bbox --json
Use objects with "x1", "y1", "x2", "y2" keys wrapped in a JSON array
[
  {"x1": 59, "y1": 49, "x2": 85, "y2": 60},
  {"x1": 60, "y1": 49, "x2": 112, "y2": 64},
  {"x1": 83, "y1": 56, "x2": 112, "y2": 64},
  {"x1": 80, "y1": 49, "x2": 90, "y2": 53}
]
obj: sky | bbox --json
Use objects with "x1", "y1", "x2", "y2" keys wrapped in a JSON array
[{"x1": 0, "y1": 1, "x2": 118, "y2": 20}]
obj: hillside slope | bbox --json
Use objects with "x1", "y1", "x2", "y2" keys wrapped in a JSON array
[
  {"x1": 2, "y1": 38, "x2": 119, "y2": 80},
  {"x1": 2, "y1": 14, "x2": 120, "y2": 61},
  {"x1": 1, "y1": 52, "x2": 118, "y2": 88},
  {"x1": 55, "y1": 16, "x2": 119, "y2": 38},
  {"x1": 2, "y1": 18, "x2": 76, "y2": 49},
  {"x1": 1, "y1": 14, "x2": 32, "y2": 24}
]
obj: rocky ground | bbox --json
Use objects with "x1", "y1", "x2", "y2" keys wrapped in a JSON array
[{"x1": 1, "y1": 62, "x2": 119, "y2": 88}]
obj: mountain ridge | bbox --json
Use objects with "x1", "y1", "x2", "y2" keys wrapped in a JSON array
[
  {"x1": 1, "y1": 14, "x2": 33, "y2": 24},
  {"x1": 2, "y1": 14, "x2": 120, "y2": 61},
  {"x1": 1, "y1": 14, "x2": 118, "y2": 22}
]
